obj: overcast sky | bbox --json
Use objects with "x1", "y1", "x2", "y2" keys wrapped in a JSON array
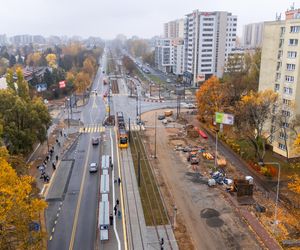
[{"x1": 0, "y1": 0, "x2": 294, "y2": 39}]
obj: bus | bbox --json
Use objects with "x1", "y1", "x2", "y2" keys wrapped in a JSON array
[{"x1": 116, "y1": 112, "x2": 128, "y2": 148}]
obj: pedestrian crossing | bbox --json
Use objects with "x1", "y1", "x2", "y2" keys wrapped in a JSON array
[
  {"x1": 79, "y1": 123, "x2": 145, "y2": 133},
  {"x1": 112, "y1": 93, "x2": 128, "y2": 96},
  {"x1": 79, "y1": 124, "x2": 106, "y2": 133}
]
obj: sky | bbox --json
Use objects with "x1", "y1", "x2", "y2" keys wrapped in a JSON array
[{"x1": 0, "y1": 0, "x2": 295, "y2": 39}]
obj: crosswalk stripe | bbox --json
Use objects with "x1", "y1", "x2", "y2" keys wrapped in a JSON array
[{"x1": 79, "y1": 124, "x2": 106, "y2": 134}]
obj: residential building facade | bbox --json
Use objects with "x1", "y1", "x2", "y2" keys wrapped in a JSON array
[
  {"x1": 183, "y1": 10, "x2": 237, "y2": 86},
  {"x1": 155, "y1": 38, "x2": 174, "y2": 73},
  {"x1": 164, "y1": 19, "x2": 185, "y2": 39},
  {"x1": 259, "y1": 7, "x2": 300, "y2": 158},
  {"x1": 173, "y1": 39, "x2": 185, "y2": 75},
  {"x1": 242, "y1": 22, "x2": 264, "y2": 48}
]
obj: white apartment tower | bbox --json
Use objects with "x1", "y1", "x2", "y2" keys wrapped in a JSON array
[
  {"x1": 183, "y1": 10, "x2": 237, "y2": 86},
  {"x1": 242, "y1": 22, "x2": 264, "y2": 48},
  {"x1": 259, "y1": 7, "x2": 300, "y2": 158}
]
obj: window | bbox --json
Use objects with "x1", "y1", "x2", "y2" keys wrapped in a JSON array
[
  {"x1": 203, "y1": 23, "x2": 213, "y2": 26},
  {"x1": 203, "y1": 33, "x2": 213, "y2": 37},
  {"x1": 287, "y1": 51, "x2": 297, "y2": 58},
  {"x1": 202, "y1": 54, "x2": 212, "y2": 57},
  {"x1": 290, "y1": 26, "x2": 300, "y2": 33},
  {"x1": 280, "y1": 27, "x2": 285, "y2": 36},
  {"x1": 201, "y1": 69, "x2": 212, "y2": 72},
  {"x1": 279, "y1": 39, "x2": 284, "y2": 48},
  {"x1": 202, "y1": 59, "x2": 212, "y2": 62},
  {"x1": 287, "y1": 63, "x2": 296, "y2": 71},
  {"x1": 283, "y1": 99, "x2": 291, "y2": 106},
  {"x1": 283, "y1": 87, "x2": 293, "y2": 95},
  {"x1": 203, "y1": 39, "x2": 213, "y2": 42},
  {"x1": 289, "y1": 39, "x2": 298, "y2": 46},
  {"x1": 275, "y1": 73, "x2": 281, "y2": 81},
  {"x1": 279, "y1": 132, "x2": 288, "y2": 140},
  {"x1": 282, "y1": 110, "x2": 291, "y2": 117},
  {"x1": 285, "y1": 75, "x2": 294, "y2": 82},
  {"x1": 202, "y1": 44, "x2": 212, "y2": 47},
  {"x1": 278, "y1": 143, "x2": 287, "y2": 151},
  {"x1": 202, "y1": 49, "x2": 212, "y2": 52},
  {"x1": 282, "y1": 122, "x2": 289, "y2": 128},
  {"x1": 203, "y1": 28, "x2": 213, "y2": 31},
  {"x1": 203, "y1": 17, "x2": 214, "y2": 21},
  {"x1": 274, "y1": 84, "x2": 280, "y2": 92}
]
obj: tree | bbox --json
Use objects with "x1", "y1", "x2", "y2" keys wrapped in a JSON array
[
  {"x1": 26, "y1": 52, "x2": 42, "y2": 67},
  {"x1": 45, "y1": 53, "x2": 57, "y2": 69},
  {"x1": 0, "y1": 157, "x2": 47, "y2": 249},
  {"x1": 9, "y1": 54, "x2": 16, "y2": 67},
  {"x1": 196, "y1": 76, "x2": 224, "y2": 122},
  {"x1": 43, "y1": 68, "x2": 54, "y2": 86},
  {"x1": 16, "y1": 67, "x2": 29, "y2": 100},
  {"x1": 122, "y1": 55, "x2": 135, "y2": 74},
  {"x1": 235, "y1": 90, "x2": 278, "y2": 162},
  {"x1": 74, "y1": 72, "x2": 90, "y2": 93},
  {"x1": 82, "y1": 57, "x2": 96, "y2": 77},
  {"x1": 142, "y1": 51, "x2": 155, "y2": 66},
  {"x1": 5, "y1": 68, "x2": 16, "y2": 93}
]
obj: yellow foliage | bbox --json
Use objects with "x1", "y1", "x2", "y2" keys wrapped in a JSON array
[
  {"x1": 74, "y1": 72, "x2": 90, "y2": 94},
  {"x1": 0, "y1": 157, "x2": 47, "y2": 248},
  {"x1": 46, "y1": 53, "x2": 57, "y2": 68},
  {"x1": 26, "y1": 52, "x2": 42, "y2": 67},
  {"x1": 288, "y1": 174, "x2": 300, "y2": 195}
]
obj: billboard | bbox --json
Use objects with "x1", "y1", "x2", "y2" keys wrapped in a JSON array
[
  {"x1": 59, "y1": 80, "x2": 66, "y2": 89},
  {"x1": 196, "y1": 74, "x2": 205, "y2": 82},
  {"x1": 215, "y1": 112, "x2": 234, "y2": 125}
]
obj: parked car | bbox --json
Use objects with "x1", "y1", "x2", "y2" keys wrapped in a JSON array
[
  {"x1": 158, "y1": 114, "x2": 165, "y2": 120},
  {"x1": 166, "y1": 78, "x2": 171, "y2": 83},
  {"x1": 92, "y1": 137, "x2": 99, "y2": 145},
  {"x1": 89, "y1": 162, "x2": 98, "y2": 173}
]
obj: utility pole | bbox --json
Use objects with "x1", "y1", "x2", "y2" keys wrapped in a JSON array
[
  {"x1": 108, "y1": 78, "x2": 111, "y2": 117},
  {"x1": 158, "y1": 84, "x2": 161, "y2": 100},
  {"x1": 66, "y1": 98, "x2": 70, "y2": 128},
  {"x1": 138, "y1": 152, "x2": 141, "y2": 187},
  {"x1": 139, "y1": 93, "x2": 142, "y2": 131},
  {"x1": 136, "y1": 94, "x2": 138, "y2": 124},
  {"x1": 154, "y1": 112, "x2": 157, "y2": 158}
]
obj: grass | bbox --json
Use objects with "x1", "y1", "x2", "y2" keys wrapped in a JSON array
[
  {"x1": 133, "y1": 68, "x2": 147, "y2": 82},
  {"x1": 129, "y1": 131, "x2": 169, "y2": 226},
  {"x1": 148, "y1": 74, "x2": 165, "y2": 85}
]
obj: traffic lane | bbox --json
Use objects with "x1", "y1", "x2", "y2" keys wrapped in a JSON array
[
  {"x1": 73, "y1": 133, "x2": 101, "y2": 250},
  {"x1": 47, "y1": 134, "x2": 90, "y2": 250}
]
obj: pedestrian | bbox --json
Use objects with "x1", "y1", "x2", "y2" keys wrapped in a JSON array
[
  {"x1": 43, "y1": 160, "x2": 47, "y2": 165},
  {"x1": 52, "y1": 162, "x2": 56, "y2": 170},
  {"x1": 118, "y1": 210, "x2": 122, "y2": 219},
  {"x1": 109, "y1": 213, "x2": 113, "y2": 225},
  {"x1": 46, "y1": 175, "x2": 50, "y2": 183},
  {"x1": 110, "y1": 163, "x2": 113, "y2": 170},
  {"x1": 43, "y1": 175, "x2": 47, "y2": 182},
  {"x1": 114, "y1": 205, "x2": 117, "y2": 216},
  {"x1": 46, "y1": 155, "x2": 49, "y2": 162},
  {"x1": 60, "y1": 130, "x2": 63, "y2": 137},
  {"x1": 51, "y1": 146, "x2": 54, "y2": 151},
  {"x1": 64, "y1": 133, "x2": 67, "y2": 138},
  {"x1": 56, "y1": 139, "x2": 59, "y2": 144},
  {"x1": 56, "y1": 155, "x2": 58, "y2": 162},
  {"x1": 116, "y1": 199, "x2": 119, "y2": 206},
  {"x1": 118, "y1": 177, "x2": 121, "y2": 186},
  {"x1": 58, "y1": 141, "x2": 61, "y2": 147}
]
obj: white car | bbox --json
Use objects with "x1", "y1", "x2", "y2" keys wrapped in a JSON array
[
  {"x1": 89, "y1": 162, "x2": 98, "y2": 173},
  {"x1": 166, "y1": 78, "x2": 171, "y2": 83}
]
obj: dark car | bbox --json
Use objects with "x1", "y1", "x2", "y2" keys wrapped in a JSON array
[
  {"x1": 92, "y1": 137, "x2": 99, "y2": 145},
  {"x1": 158, "y1": 115, "x2": 165, "y2": 120}
]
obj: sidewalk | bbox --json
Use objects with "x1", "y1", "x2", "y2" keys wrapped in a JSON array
[{"x1": 225, "y1": 193, "x2": 282, "y2": 250}]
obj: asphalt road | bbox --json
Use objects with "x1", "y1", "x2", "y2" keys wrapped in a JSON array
[{"x1": 47, "y1": 52, "x2": 109, "y2": 250}]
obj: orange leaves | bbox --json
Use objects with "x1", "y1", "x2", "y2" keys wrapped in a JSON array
[
  {"x1": 45, "y1": 53, "x2": 57, "y2": 68},
  {"x1": 0, "y1": 157, "x2": 47, "y2": 247},
  {"x1": 288, "y1": 174, "x2": 300, "y2": 195},
  {"x1": 196, "y1": 76, "x2": 224, "y2": 120}
]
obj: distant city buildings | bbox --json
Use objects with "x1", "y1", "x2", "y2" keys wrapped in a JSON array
[
  {"x1": 259, "y1": 7, "x2": 300, "y2": 158},
  {"x1": 0, "y1": 34, "x2": 7, "y2": 45},
  {"x1": 242, "y1": 22, "x2": 264, "y2": 48}
]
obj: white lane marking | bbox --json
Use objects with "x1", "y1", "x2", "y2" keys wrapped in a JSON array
[{"x1": 110, "y1": 128, "x2": 121, "y2": 250}]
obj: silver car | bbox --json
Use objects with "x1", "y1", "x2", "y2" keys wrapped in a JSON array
[{"x1": 89, "y1": 162, "x2": 98, "y2": 173}]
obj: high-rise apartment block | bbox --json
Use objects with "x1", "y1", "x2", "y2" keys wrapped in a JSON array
[
  {"x1": 164, "y1": 19, "x2": 185, "y2": 39},
  {"x1": 242, "y1": 22, "x2": 264, "y2": 48},
  {"x1": 259, "y1": 7, "x2": 300, "y2": 158},
  {"x1": 155, "y1": 38, "x2": 174, "y2": 73},
  {"x1": 183, "y1": 10, "x2": 237, "y2": 86}
]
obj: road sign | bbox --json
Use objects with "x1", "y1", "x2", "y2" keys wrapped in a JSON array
[{"x1": 215, "y1": 112, "x2": 234, "y2": 125}]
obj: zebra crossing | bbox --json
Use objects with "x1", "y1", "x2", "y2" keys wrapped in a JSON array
[
  {"x1": 126, "y1": 124, "x2": 145, "y2": 131},
  {"x1": 79, "y1": 124, "x2": 105, "y2": 133}
]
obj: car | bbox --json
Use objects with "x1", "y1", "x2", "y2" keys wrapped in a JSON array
[
  {"x1": 158, "y1": 114, "x2": 165, "y2": 120},
  {"x1": 89, "y1": 162, "x2": 98, "y2": 173},
  {"x1": 166, "y1": 78, "x2": 171, "y2": 83},
  {"x1": 187, "y1": 103, "x2": 196, "y2": 109},
  {"x1": 92, "y1": 137, "x2": 99, "y2": 145}
]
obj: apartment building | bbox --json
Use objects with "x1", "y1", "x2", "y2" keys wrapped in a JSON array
[
  {"x1": 164, "y1": 19, "x2": 185, "y2": 39},
  {"x1": 173, "y1": 39, "x2": 185, "y2": 75},
  {"x1": 242, "y1": 22, "x2": 264, "y2": 48},
  {"x1": 183, "y1": 10, "x2": 237, "y2": 86},
  {"x1": 155, "y1": 38, "x2": 174, "y2": 73},
  {"x1": 259, "y1": 7, "x2": 300, "y2": 158}
]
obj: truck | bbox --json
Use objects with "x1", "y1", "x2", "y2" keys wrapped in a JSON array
[
  {"x1": 187, "y1": 151, "x2": 199, "y2": 164},
  {"x1": 164, "y1": 110, "x2": 173, "y2": 117}
]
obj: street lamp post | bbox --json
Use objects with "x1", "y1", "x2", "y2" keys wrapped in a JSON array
[{"x1": 259, "y1": 161, "x2": 281, "y2": 234}]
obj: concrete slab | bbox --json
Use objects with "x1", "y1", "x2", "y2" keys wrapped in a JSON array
[
  {"x1": 146, "y1": 225, "x2": 178, "y2": 250},
  {"x1": 46, "y1": 160, "x2": 74, "y2": 201}
]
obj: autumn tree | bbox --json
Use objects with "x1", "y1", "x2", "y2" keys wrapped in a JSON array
[
  {"x1": 196, "y1": 76, "x2": 224, "y2": 122},
  {"x1": 122, "y1": 55, "x2": 135, "y2": 74},
  {"x1": 45, "y1": 53, "x2": 57, "y2": 69},
  {"x1": 74, "y1": 72, "x2": 90, "y2": 93},
  {"x1": 235, "y1": 90, "x2": 278, "y2": 162},
  {"x1": 82, "y1": 57, "x2": 96, "y2": 78},
  {"x1": 142, "y1": 51, "x2": 155, "y2": 66},
  {"x1": 0, "y1": 156, "x2": 47, "y2": 248},
  {"x1": 26, "y1": 52, "x2": 42, "y2": 67}
]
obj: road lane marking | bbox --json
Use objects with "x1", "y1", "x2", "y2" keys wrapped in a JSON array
[
  {"x1": 115, "y1": 127, "x2": 128, "y2": 250},
  {"x1": 110, "y1": 128, "x2": 121, "y2": 249},
  {"x1": 68, "y1": 136, "x2": 92, "y2": 250}
]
